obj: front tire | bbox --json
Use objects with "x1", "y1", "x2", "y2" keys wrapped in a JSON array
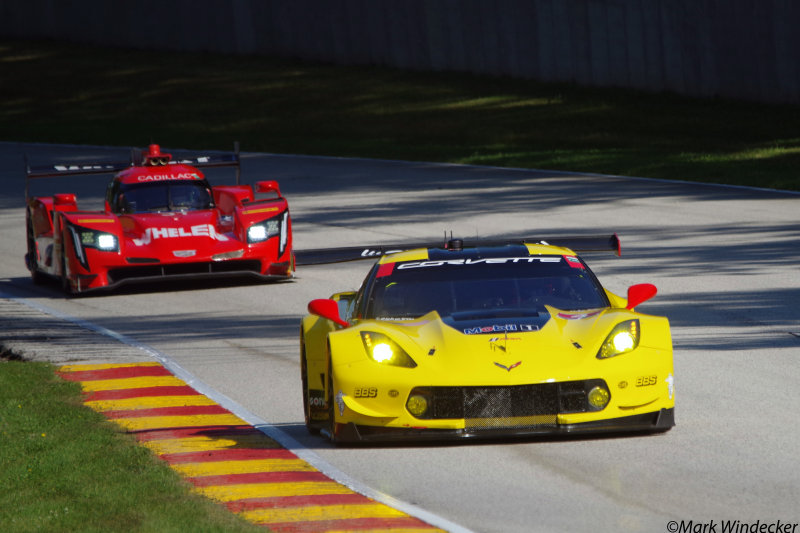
[
  {"x1": 300, "y1": 333, "x2": 320, "y2": 435},
  {"x1": 325, "y1": 360, "x2": 337, "y2": 444},
  {"x1": 60, "y1": 250, "x2": 75, "y2": 296},
  {"x1": 26, "y1": 220, "x2": 46, "y2": 285}
]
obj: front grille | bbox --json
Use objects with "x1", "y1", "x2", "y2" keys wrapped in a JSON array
[
  {"x1": 464, "y1": 414, "x2": 558, "y2": 431},
  {"x1": 108, "y1": 259, "x2": 262, "y2": 283},
  {"x1": 409, "y1": 379, "x2": 607, "y2": 423}
]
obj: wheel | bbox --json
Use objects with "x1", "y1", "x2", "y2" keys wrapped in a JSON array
[
  {"x1": 300, "y1": 333, "x2": 320, "y2": 435},
  {"x1": 325, "y1": 359, "x2": 338, "y2": 443},
  {"x1": 26, "y1": 220, "x2": 45, "y2": 285},
  {"x1": 60, "y1": 250, "x2": 75, "y2": 296}
]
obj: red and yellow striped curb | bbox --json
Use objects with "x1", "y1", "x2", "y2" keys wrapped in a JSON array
[{"x1": 58, "y1": 362, "x2": 444, "y2": 532}]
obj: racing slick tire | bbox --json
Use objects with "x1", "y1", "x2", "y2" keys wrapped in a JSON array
[
  {"x1": 324, "y1": 353, "x2": 341, "y2": 445},
  {"x1": 60, "y1": 250, "x2": 75, "y2": 297},
  {"x1": 26, "y1": 221, "x2": 46, "y2": 285},
  {"x1": 300, "y1": 334, "x2": 320, "y2": 435}
]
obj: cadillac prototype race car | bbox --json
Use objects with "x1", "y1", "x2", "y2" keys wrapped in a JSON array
[
  {"x1": 25, "y1": 144, "x2": 293, "y2": 294},
  {"x1": 297, "y1": 236, "x2": 674, "y2": 443}
]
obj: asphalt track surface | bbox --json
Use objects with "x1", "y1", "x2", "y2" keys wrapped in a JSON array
[{"x1": 2, "y1": 142, "x2": 799, "y2": 532}]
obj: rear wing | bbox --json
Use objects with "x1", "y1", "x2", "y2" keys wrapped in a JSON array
[
  {"x1": 25, "y1": 143, "x2": 242, "y2": 198},
  {"x1": 294, "y1": 234, "x2": 621, "y2": 266}
]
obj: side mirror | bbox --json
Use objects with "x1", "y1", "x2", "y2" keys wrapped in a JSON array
[
  {"x1": 626, "y1": 283, "x2": 657, "y2": 310},
  {"x1": 308, "y1": 299, "x2": 349, "y2": 327},
  {"x1": 256, "y1": 180, "x2": 281, "y2": 197},
  {"x1": 54, "y1": 193, "x2": 77, "y2": 206}
]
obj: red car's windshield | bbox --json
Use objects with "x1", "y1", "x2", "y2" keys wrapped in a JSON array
[{"x1": 114, "y1": 181, "x2": 213, "y2": 213}]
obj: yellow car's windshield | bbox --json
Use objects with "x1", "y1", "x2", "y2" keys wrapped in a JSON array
[{"x1": 365, "y1": 252, "x2": 608, "y2": 320}]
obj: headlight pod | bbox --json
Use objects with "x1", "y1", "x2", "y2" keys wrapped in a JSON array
[
  {"x1": 596, "y1": 319, "x2": 640, "y2": 359},
  {"x1": 78, "y1": 228, "x2": 119, "y2": 251},
  {"x1": 247, "y1": 220, "x2": 279, "y2": 243},
  {"x1": 247, "y1": 211, "x2": 288, "y2": 250},
  {"x1": 360, "y1": 331, "x2": 417, "y2": 368},
  {"x1": 67, "y1": 224, "x2": 119, "y2": 270}
]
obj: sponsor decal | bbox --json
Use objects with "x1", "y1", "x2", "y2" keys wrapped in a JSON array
[
  {"x1": 353, "y1": 387, "x2": 378, "y2": 398},
  {"x1": 335, "y1": 391, "x2": 346, "y2": 416},
  {"x1": 133, "y1": 224, "x2": 229, "y2": 246},
  {"x1": 489, "y1": 333, "x2": 522, "y2": 353},
  {"x1": 636, "y1": 375, "x2": 658, "y2": 387},
  {"x1": 398, "y1": 256, "x2": 562, "y2": 269},
  {"x1": 308, "y1": 390, "x2": 326, "y2": 408},
  {"x1": 464, "y1": 324, "x2": 519, "y2": 335},
  {"x1": 54, "y1": 164, "x2": 117, "y2": 172},
  {"x1": 136, "y1": 173, "x2": 201, "y2": 182},
  {"x1": 172, "y1": 250, "x2": 196, "y2": 258},
  {"x1": 361, "y1": 248, "x2": 405, "y2": 258},
  {"x1": 494, "y1": 361, "x2": 522, "y2": 372}
]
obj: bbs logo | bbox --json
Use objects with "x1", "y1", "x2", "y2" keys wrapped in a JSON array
[
  {"x1": 354, "y1": 387, "x2": 378, "y2": 398},
  {"x1": 636, "y1": 375, "x2": 657, "y2": 387}
]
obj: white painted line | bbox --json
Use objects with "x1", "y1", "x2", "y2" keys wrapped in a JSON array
[{"x1": 1, "y1": 293, "x2": 474, "y2": 533}]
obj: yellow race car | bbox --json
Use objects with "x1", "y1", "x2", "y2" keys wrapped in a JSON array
[{"x1": 298, "y1": 236, "x2": 674, "y2": 443}]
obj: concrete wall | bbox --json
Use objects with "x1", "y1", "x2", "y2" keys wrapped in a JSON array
[{"x1": 1, "y1": 0, "x2": 798, "y2": 103}]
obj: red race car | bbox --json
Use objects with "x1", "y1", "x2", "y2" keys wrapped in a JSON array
[{"x1": 25, "y1": 144, "x2": 293, "y2": 294}]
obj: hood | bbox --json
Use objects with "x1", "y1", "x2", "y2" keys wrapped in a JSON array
[
  {"x1": 354, "y1": 306, "x2": 630, "y2": 385},
  {"x1": 119, "y1": 210, "x2": 240, "y2": 258}
]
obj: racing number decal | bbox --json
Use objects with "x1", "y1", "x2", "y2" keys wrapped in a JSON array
[{"x1": 354, "y1": 387, "x2": 378, "y2": 398}]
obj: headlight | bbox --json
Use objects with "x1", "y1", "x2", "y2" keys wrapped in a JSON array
[
  {"x1": 597, "y1": 319, "x2": 640, "y2": 359},
  {"x1": 96, "y1": 234, "x2": 117, "y2": 250},
  {"x1": 361, "y1": 331, "x2": 417, "y2": 368},
  {"x1": 247, "y1": 213, "x2": 283, "y2": 244}
]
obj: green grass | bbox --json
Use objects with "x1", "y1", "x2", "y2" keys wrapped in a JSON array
[
  {"x1": 0, "y1": 357, "x2": 263, "y2": 533},
  {"x1": 1, "y1": 38, "x2": 799, "y2": 191}
]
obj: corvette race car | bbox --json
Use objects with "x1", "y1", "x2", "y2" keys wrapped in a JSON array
[
  {"x1": 298, "y1": 236, "x2": 674, "y2": 443},
  {"x1": 25, "y1": 144, "x2": 293, "y2": 294}
]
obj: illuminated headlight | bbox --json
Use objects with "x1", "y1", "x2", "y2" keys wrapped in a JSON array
[
  {"x1": 96, "y1": 234, "x2": 117, "y2": 250},
  {"x1": 587, "y1": 386, "x2": 610, "y2": 410},
  {"x1": 247, "y1": 215, "x2": 282, "y2": 244},
  {"x1": 248, "y1": 224, "x2": 267, "y2": 242},
  {"x1": 406, "y1": 394, "x2": 429, "y2": 417},
  {"x1": 361, "y1": 331, "x2": 417, "y2": 368},
  {"x1": 596, "y1": 320, "x2": 640, "y2": 359}
]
